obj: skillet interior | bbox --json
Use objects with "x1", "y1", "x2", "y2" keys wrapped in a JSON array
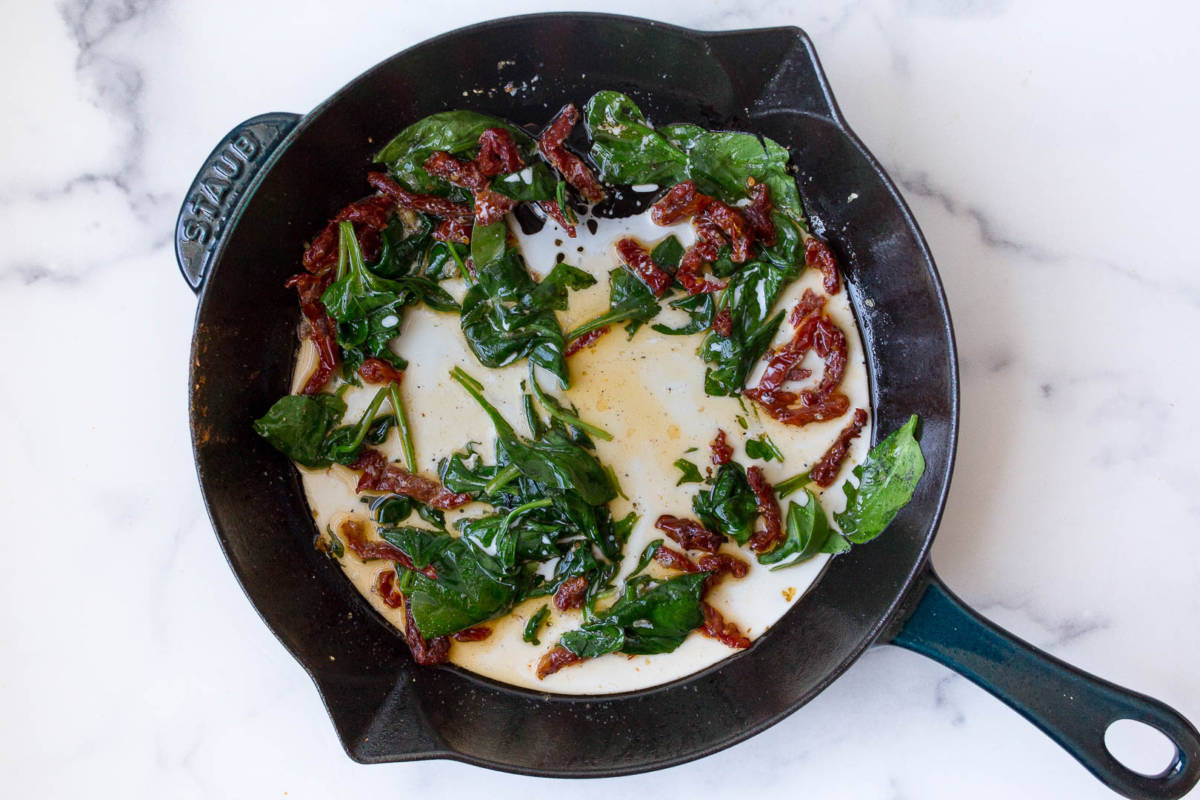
[{"x1": 189, "y1": 13, "x2": 957, "y2": 773}]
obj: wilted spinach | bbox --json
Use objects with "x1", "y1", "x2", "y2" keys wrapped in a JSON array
[
  {"x1": 523, "y1": 605, "x2": 551, "y2": 645},
  {"x1": 566, "y1": 266, "x2": 662, "y2": 342},
  {"x1": 744, "y1": 433, "x2": 783, "y2": 462},
  {"x1": 758, "y1": 489, "x2": 849, "y2": 570},
  {"x1": 835, "y1": 416, "x2": 925, "y2": 543},
  {"x1": 252, "y1": 393, "x2": 346, "y2": 469},
  {"x1": 700, "y1": 260, "x2": 797, "y2": 396},
  {"x1": 692, "y1": 461, "x2": 759, "y2": 546},
  {"x1": 559, "y1": 573, "x2": 708, "y2": 657},
  {"x1": 673, "y1": 459, "x2": 704, "y2": 486}
]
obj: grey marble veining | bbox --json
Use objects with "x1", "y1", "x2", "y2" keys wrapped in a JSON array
[{"x1": 1, "y1": 1, "x2": 1196, "y2": 798}]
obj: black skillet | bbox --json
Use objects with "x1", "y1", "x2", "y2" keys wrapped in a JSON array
[{"x1": 175, "y1": 13, "x2": 1199, "y2": 798}]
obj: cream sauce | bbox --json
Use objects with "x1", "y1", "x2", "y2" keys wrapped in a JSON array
[{"x1": 293, "y1": 207, "x2": 872, "y2": 694}]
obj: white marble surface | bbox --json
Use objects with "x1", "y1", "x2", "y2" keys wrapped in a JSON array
[{"x1": 2, "y1": 1, "x2": 1197, "y2": 797}]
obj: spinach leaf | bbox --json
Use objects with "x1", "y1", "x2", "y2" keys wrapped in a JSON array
[
  {"x1": 320, "y1": 385, "x2": 392, "y2": 465},
  {"x1": 423, "y1": 240, "x2": 470, "y2": 281},
  {"x1": 527, "y1": 366, "x2": 612, "y2": 442},
  {"x1": 583, "y1": 91, "x2": 807, "y2": 229},
  {"x1": 627, "y1": 539, "x2": 664, "y2": 579},
  {"x1": 371, "y1": 214, "x2": 433, "y2": 278},
  {"x1": 567, "y1": 267, "x2": 662, "y2": 341},
  {"x1": 651, "y1": 235, "x2": 685, "y2": 272},
  {"x1": 459, "y1": 250, "x2": 593, "y2": 387},
  {"x1": 692, "y1": 461, "x2": 759, "y2": 546},
  {"x1": 382, "y1": 527, "x2": 518, "y2": 638},
  {"x1": 744, "y1": 433, "x2": 784, "y2": 462},
  {"x1": 673, "y1": 458, "x2": 704, "y2": 486},
  {"x1": 651, "y1": 292, "x2": 715, "y2": 336},
  {"x1": 583, "y1": 90, "x2": 690, "y2": 186},
  {"x1": 470, "y1": 218, "x2": 508, "y2": 270},
  {"x1": 758, "y1": 489, "x2": 848, "y2": 569},
  {"x1": 700, "y1": 261, "x2": 796, "y2": 396},
  {"x1": 252, "y1": 393, "x2": 346, "y2": 468},
  {"x1": 560, "y1": 573, "x2": 708, "y2": 657},
  {"x1": 774, "y1": 470, "x2": 811, "y2": 499},
  {"x1": 456, "y1": 498, "x2": 554, "y2": 584},
  {"x1": 523, "y1": 605, "x2": 550, "y2": 645},
  {"x1": 374, "y1": 111, "x2": 534, "y2": 195},
  {"x1": 450, "y1": 368, "x2": 616, "y2": 506},
  {"x1": 835, "y1": 416, "x2": 925, "y2": 544},
  {"x1": 491, "y1": 162, "x2": 558, "y2": 202}
]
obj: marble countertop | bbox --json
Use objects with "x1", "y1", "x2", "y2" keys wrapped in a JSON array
[{"x1": 3, "y1": 1, "x2": 1197, "y2": 797}]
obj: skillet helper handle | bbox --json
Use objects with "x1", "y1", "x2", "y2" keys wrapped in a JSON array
[
  {"x1": 174, "y1": 112, "x2": 300, "y2": 294},
  {"x1": 892, "y1": 569, "x2": 1200, "y2": 800}
]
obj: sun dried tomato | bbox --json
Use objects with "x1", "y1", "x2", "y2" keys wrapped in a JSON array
[
  {"x1": 710, "y1": 429, "x2": 733, "y2": 466},
  {"x1": 565, "y1": 326, "x2": 610, "y2": 357},
  {"x1": 743, "y1": 182, "x2": 776, "y2": 246},
  {"x1": 537, "y1": 645, "x2": 585, "y2": 679},
  {"x1": 539, "y1": 199, "x2": 577, "y2": 238},
  {"x1": 616, "y1": 238, "x2": 672, "y2": 296},
  {"x1": 650, "y1": 181, "x2": 713, "y2": 225},
  {"x1": 475, "y1": 128, "x2": 524, "y2": 176},
  {"x1": 654, "y1": 545, "x2": 702, "y2": 573},
  {"x1": 539, "y1": 104, "x2": 605, "y2": 204},
  {"x1": 746, "y1": 467, "x2": 784, "y2": 554},
  {"x1": 787, "y1": 288, "x2": 826, "y2": 327},
  {"x1": 697, "y1": 553, "x2": 749, "y2": 579},
  {"x1": 404, "y1": 600, "x2": 450, "y2": 666},
  {"x1": 432, "y1": 217, "x2": 471, "y2": 244},
  {"x1": 674, "y1": 219, "x2": 729, "y2": 295},
  {"x1": 374, "y1": 569, "x2": 406, "y2": 608},
  {"x1": 712, "y1": 308, "x2": 733, "y2": 337},
  {"x1": 285, "y1": 272, "x2": 339, "y2": 396},
  {"x1": 810, "y1": 408, "x2": 869, "y2": 488},
  {"x1": 338, "y1": 518, "x2": 437, "y2": 579},
  {"x1": 700, "y1": 602, "x2": 751, "y2": 649},
  {"x1": 451, "y1": 626, "x2": 493, "y2": 642},
  {"x1": 805, "y1": 236, "x2": 841, "y2": 295},
  {"x1": 699, "y1": 201, "x2": 752, "y2": 263},
  {"x1": 554, "y1": 576, "x2": 589, "y2": 611},
  {"x1": 423, "y1": 151, "x2": 516, "y2": 226},
  {"x1": 366, "y1": 171, "x2": 473, "y2": 221},
  {"x1": 358, "y1": 358, "x2": 405, "y2": 385},
  {"x1": 349, "y1": 448, "x2": 471, "y2": 510},
  {"x1": 806, "y1": 317, "x2": 848, "y2": 402},
  {"x1": 301, "y1": 194, "x2": 395, "y2": 274},
  {"x1": 655, "y1": 515, "x2": 725, "y2": 554}
]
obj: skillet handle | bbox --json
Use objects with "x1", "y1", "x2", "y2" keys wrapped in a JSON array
[
  {"x1": 174, "y1": 112, "x2": 300, "y2": 294},
  {"x1": 891, "y1": 568, "x2": 1200, "y2": 799}
]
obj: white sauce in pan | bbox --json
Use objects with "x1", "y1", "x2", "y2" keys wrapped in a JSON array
[{"x1": 292, "y1": 208, "x2": 871, "y2": 694}]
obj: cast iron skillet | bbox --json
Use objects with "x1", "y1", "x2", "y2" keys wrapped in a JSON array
[{"x1": 175, "y1": 13, "x2": 1199, "y2": 798}]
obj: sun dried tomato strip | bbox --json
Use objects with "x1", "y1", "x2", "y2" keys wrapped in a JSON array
[
  {"x1": 810, "y1": 408, "x2": 869, "y2": 488},
  {"x1": 553, "y1": 576, "x2": 589, "y2": 611},
  {"x1": 788, "y1": 288, "x2": 826, "y2": 327},
  {"x1": 805, "y1": 236, "x2": 841, "y2": 295},
  {"x1": 349, "y1": 448, "x2": 471, "y2": 509},
  {"x1": 711, "y1": 429, "x2": 733, "y2": 466},
  {"x1": 700, "y1": 602, "x2": 751, "y2": 649},
  {"x1": 805, "y1": 317, "x2": 848, "y2": 402},
  {"x1": 302, "y1": 194, "x2": 395, "y2": 274},
  {"x1": 655, "y1": 515, "x2": 725, "y2": 554},
  {"x1": 432, "y1": 217, "x2": 471, "y2": 244},
  {"x1": 423, "y1": 151, "x2": 516, "y2": 226},
  {"x1": 675, "y1": 219, "x2": 728, "y2": 295},
  {"x1": 539, "y1": 200, "x2": 577, "y2": 238},
  {"x1": 699, "y1": 201, "x2": 752, "y2": 263},
  {"x1": 744, "y1": 182, "x2": 776, "y2": 246},
  {"x1": 338, "y1": 518, "x2": 437, "y2": 579},
  {"x1": 539, "y1": 104, "x2": 605, "y2": 204},
  {"x1": 650, "y1": 180, "x2": 713, "y2": 225},
  {"x1": 712, "y1": 308, "x2": 733, "y2": 337},
  {"x1": 758, "y1": 393, "x2": 852, "y2": 427},
  {"x1": 404, "y1": 599, "x2": 450, "y2": 666},
  {"x1": 358, "y1": 358, "x2": 405, "y2": 385},
  {"x1": 366, "y1": 171, "x2": 473, "y2": 222},
  {"x1": 374, "y1": 569, "x2": 406, "y2": 608},
  {"x1": 285, "y1": 272, "x2": 339, "y2": 395},
  {"x1": 697, "y1": 553, "x2": 749, "y2": 580},
  {"x1": 475, "y1": 128, "x2": 524, "y2": 176},
  {"x1": 451, "y1": 626, "x2": 493, "y2": 642},
  {"x1": 654, "y1": 545, "x2": 702, "y2": 573},
  {"x1": 616, "y1": 238, "x2": 672, "y2": 296},
  {"x1": 537, "y1": 645, "x2": 586, "y2": 679},
  {"x1": 565, "y1": 326, "x2": 610, "y2": 357},
  {"x1": 746, "y1": 467, "x2": 784, "y2": 554}
]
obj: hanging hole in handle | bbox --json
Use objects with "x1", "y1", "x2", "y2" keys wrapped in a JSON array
[{"x1": 1105, "y1": 719, "x2": 1182, "y2": 778}]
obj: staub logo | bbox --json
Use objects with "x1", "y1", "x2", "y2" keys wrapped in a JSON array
[
  {"x1": 174, "y1": 113, "x2": 298, "y2": 291},
  {"x1": 180, "y1": 131, "x2": 261, "y2": 247}
]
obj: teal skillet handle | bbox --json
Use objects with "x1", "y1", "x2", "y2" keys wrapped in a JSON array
[
  {"x1": 891, "y1": 568, "x2": 1200, "y2": 799},
  {"x1": 174, "y1": 112, "x2": 301, "y2": 294}
]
